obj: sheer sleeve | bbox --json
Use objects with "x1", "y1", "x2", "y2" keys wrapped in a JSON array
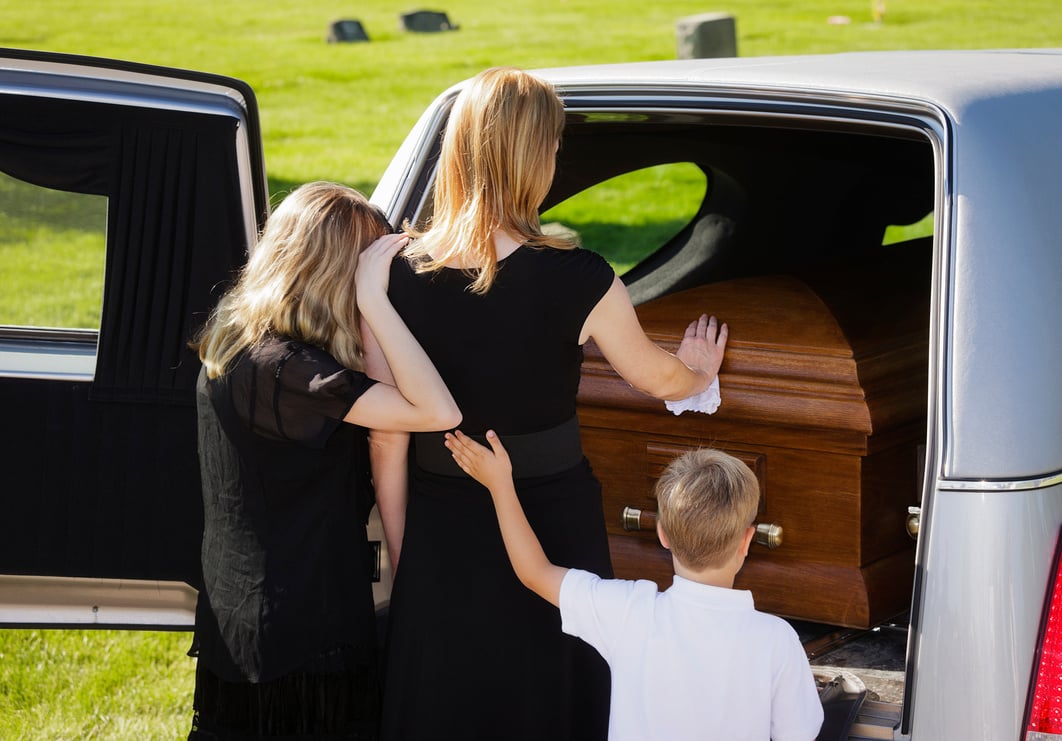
[{"x1": 230, "y1": 339, "x2": 377, "y2": 447}]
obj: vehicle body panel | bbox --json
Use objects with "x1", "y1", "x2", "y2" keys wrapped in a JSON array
[
  {"x1": 908, "y1": 485, "x2": 1062, "y2": 739},
  {"x1": 376, "y1": 52, "x2": 1062, "y2": 740}
]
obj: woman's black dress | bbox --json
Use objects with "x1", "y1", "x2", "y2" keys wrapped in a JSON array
[
  {"x1": 191, "y1": 338, "x2": 381, "y2": 739},
  {"x1": 380, "y1": 246, "x2": 615, "y2": 740}
]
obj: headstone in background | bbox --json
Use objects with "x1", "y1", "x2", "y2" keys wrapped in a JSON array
[
  {"x1": 327, "y1": 19, "x2": 370, "y2": 43},
  {"x1": 676, "y1": 13, "x2": 737, "y2": 59},
  {"x1": 400, "y1": 10, "x2": 459, "y2": 33}
]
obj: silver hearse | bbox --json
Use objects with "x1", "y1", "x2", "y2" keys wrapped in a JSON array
[{"x1": 2, "y1": 48, "x2": 1061, "y2": 740}]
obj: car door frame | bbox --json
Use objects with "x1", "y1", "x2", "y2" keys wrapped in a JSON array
[{"x1": 0, "y1": 48, "x2": 268, "y2": 628}]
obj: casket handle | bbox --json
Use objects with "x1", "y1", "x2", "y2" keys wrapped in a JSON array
[
  {"x1": 753, "y1": 523, "x2": 783, "y2": 549},
  {"x1": 621, "y1": 506, "x2": 658, "y2": 532},
  {"x1": 906, "y1": 506, "x2": 921, "y2": 539},
  {"x1": 621, "y1": 506, "x2": 783, "y2": 549}
]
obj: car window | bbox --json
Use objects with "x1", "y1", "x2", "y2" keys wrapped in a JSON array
[
  {"x1": 0, "y1": 171, "x2": 107, "y2": 330},
  {"x1": 541, "y1": 162, "x2": 707, "y2": 274}
]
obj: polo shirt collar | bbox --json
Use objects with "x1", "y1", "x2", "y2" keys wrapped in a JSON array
[{"x1": 669, "y1": 574, "x2": 755, "y2": 611}]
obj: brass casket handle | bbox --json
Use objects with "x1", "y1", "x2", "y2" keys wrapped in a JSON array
[
  {"x1": 753, "y1": 522, "x2": 783, "y2": 549},
  {"x1": 621, "y1": 506, "x2": 658, "y2": 532},
  {"x1": 621, "y1": 506, "x2": 783, "y2": 549},
  {"x1": 906, "y1": 506, "x2": 921, "y2": 539}
]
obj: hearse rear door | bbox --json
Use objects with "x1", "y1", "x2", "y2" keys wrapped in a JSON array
[{"x1": 0, "y1": 49, "x2": 268, "y2": 628}]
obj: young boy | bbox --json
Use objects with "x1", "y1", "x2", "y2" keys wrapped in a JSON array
[{"x1": 444, "y1": 429, "x2": 824, "y2": 741}]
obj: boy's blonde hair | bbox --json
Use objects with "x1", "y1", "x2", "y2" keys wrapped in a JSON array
[
  {"x1": 655, "y1": 449, "x2": 760, "y2": 571},
  {"x1": 405, "y1": 66, "x2": 576, "y2": 294},
  {"x1": 193, "y1": 181, "x2": 391, "y2": 378}
]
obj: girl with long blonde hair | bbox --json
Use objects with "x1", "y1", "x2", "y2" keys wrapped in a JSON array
[{"x1": 189, "y1": 182, "x2": 459, "y2": 740}]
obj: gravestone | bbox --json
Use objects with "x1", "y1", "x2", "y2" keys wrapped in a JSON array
[
  {"x1": 676, "y1": 13, "x2": 737, "y2": 59},
  {"x1": 327, "y1": 19, "x2": 370, "y2": 43},
  {"x1": 400, "y1": 10, "x2": 458, "y2": 32}
]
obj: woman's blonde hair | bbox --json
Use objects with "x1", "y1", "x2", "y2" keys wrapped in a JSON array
[
  {"x1": 405, "y1": 66, "x2": 575, "y2": 294},
  {"x1": 193, "y1": 181, "x2": 391, "y2": 378},
  {"x1": 655, "y1": 449, "x2": 760, "y2": 571}
]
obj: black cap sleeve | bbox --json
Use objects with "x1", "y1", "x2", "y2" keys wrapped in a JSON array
[{"x1": 232, "y1": 340, "x2": 377, "y2": 448}]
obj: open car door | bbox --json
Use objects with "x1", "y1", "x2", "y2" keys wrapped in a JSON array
[{"x1": 0, "y1": 48, "x2": 268, "y2": 627}]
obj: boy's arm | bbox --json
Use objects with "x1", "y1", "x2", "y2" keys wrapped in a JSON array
[{"x1": 445, "y1": 430, "x2": 569, "y2": 607}]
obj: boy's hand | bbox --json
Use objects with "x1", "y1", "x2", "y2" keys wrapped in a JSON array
[{"x1": 445, "y1": 430, "x2": 513, "y2": 492}]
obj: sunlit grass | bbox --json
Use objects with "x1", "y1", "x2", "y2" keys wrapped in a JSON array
[
  {"x1": 544, "y1": 163, "x2": 708, "y2": 273},
  {"x1": 4, "y1": 1, "x2": 1062, "y2": 193},
  {"x1": 883, "y1": 211, "x2": 935, "y2": 245},
  {"x1": 0, "y1": 229, "x2": 105, "y2": 329},
  {"x1": 0, "y1": 629, "x2": 195, "y2": 741},
  {"x1": 0, "y1": 174, "x2": 106, "y2": 328}
]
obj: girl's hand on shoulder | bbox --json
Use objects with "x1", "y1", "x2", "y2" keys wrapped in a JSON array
[
  {"x1": 355, "y1": 233, "x2": 409, "y2": 307},
  {"x1": 445, "y1": 430, "x2": 513, "y2": 493},
  {"x1": 676, "y1": 314, "x2": 728, "y2": 388}
]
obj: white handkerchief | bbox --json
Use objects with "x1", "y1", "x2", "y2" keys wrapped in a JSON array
[{"x1": 665, "y1": 377, "x2": 721, "y2": 416}]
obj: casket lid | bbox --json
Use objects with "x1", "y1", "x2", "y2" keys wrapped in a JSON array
[{"x1": 580, "y1": 246, "x2": 930, "y2": 439}]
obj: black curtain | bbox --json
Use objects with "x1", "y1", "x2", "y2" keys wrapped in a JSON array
[
  {"x1": 0, "y1": 94, "x2": 248, "y2": 404},
  {"x1": 0, "y1": 93, "x2": 253, "y2": 584}
]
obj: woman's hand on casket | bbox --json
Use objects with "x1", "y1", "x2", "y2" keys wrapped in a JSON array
[
  {"x1": 582, "y1": 279, "x2": 727, "y2": 401},
  {"x1": 676, "y1": 314, "x2": 728, "y2": 391}
]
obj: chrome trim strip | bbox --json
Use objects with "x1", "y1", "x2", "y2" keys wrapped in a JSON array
[
  {"x1": 556, "y1": 83, "x2": 949, "y2": 121},
  {"x1": 0, "y1": 61, "x2": 251, "y2": 120},
  {"x1": 373, "y1": 90, "x2": 457, "y2": 223},
  {"x1": 564, "y1": 105, "x2": 932, "y2": 135},
  {"x1": 1026, "y1": 732, "x2": 1062, "y2": 741},
  {"x1": 0, "y1": 336, "x2": 97, "y2": 381},
  {"x1": 0, "y1": 575, "x2": 196, "y2": 628},
  {"x1": 903, "y1": 105, "x2": 952, "y2": 735},
  {"x1": 937, "y1": 472, "x2": 1062, "y2": 492},
  {"x1": 0, "y1": 327, "x2": 97, "y2": 342}
]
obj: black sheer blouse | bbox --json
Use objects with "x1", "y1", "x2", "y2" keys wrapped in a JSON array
[{"x1": 193, "y1": 337, "x2": 377, "y2": 683}]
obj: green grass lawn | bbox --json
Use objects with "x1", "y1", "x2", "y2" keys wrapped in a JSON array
[
  {"x1": 0, "y1": 175, "x2": 107, "y2": 328},
  {"x1": 5, "y1": 0, "x2": 1062, "y2": 196},
  {"x1": 2, "y1": 1, "x2": 1061, "y2": 738},
  {"x1": 0, "y1": 629, "x2": 194, "y2": 740}
]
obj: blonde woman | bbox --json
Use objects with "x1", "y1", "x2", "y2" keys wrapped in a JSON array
[
  {"x1": 189, "y1": 182, "x2": 459, "y2": 740},
  {"x1": 368, "y1": 69, "x2": 727, "y2": 740}
]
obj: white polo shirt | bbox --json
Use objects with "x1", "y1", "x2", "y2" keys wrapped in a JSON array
[{"x1": 560, "y1": 570, "x2": 823, "y2": 741}]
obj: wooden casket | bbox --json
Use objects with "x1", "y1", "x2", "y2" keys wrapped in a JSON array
[{"x1": 578, "y1": 250, "x2": 929, "y2": 628}]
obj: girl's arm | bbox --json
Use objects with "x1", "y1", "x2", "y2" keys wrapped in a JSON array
[
  {"x1": 580, "y1": 277, "x2": 727, "y2": 402},
  {"x1": 445, "y1": 430, "x2": 568, "y2": 607},
  {"x1": 345, "y1": 234, "x2": 461, "y2": 432},
  {"x1": 360, "y1": 317, "x2": 411, "y2": 571},
  {"x1": 369, "y1": 429, "x2": 409, "y2": 571}
]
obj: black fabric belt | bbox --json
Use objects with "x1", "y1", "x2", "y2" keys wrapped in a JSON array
[{"x1": 413, "y1": 415, "x2": 583, "y2": 479}]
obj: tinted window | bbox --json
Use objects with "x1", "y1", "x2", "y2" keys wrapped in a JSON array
[
  {"x1": 0, "y1": 171, "x2": 106, "y2": 330},
  {"x1": 541, "y1": 162, "x2": 707, "y2": 274},
  {"x1": 883, "y1": 211, "x2": 933, "y2": 245}
]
